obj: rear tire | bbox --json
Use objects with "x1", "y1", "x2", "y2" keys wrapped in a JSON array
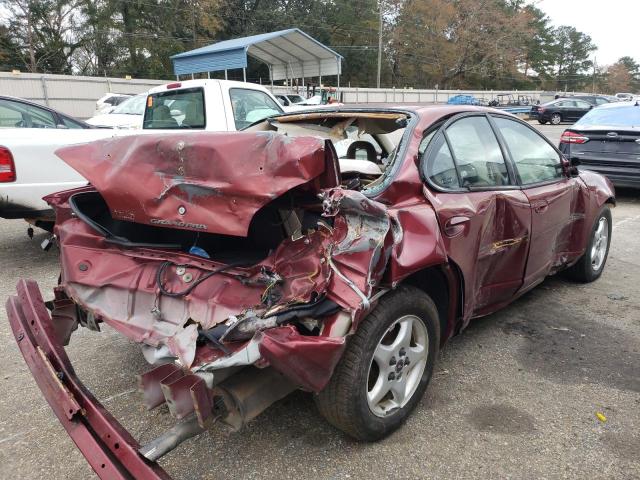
[
  {"x1": 565, "y1": 205, "x2": 612, "y2": 282},
  {"x1": 315, "y1": 285, "x2": 440, "y2": 441},
  {"x1": 538, "y1": 120, "x2": 547, "y2": 125},
  {"x1": 550, "y1": 113, "x2": 562, "y2": 125}
]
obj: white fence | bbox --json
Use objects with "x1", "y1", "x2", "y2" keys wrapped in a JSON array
[
  {"x1": 1, "y1": 71, "x2": 558, "y2": 120},
  {"x1": 0, "y1": 72, "x2": 165, "y2": 119},
  {"x1": 270, "y1": 85, "x2": 556, "y2": 105}
]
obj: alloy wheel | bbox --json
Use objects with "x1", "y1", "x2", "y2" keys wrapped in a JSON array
[
  {"x1": 366, "y1": 315, "x2": 429, "y2": 417},
  {"x1": 591, "y1": 216, "x2": 609, "y2": 271}
]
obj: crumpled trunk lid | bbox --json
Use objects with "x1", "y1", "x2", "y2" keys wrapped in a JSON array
[{"x1": 55, "y1": 131, "x2": 339, "y2": 237}]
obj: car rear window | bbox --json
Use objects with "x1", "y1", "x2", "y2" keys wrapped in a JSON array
[
  {"x1": 576, "y1": 106, "x2": 640, "y2": 128},
  {"x1": 143, "y1": 87, "x2": 205, "y2": 129}
]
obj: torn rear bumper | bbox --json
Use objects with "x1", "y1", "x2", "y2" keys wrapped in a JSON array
[{"x1": 6, "y1": 279, "x2": 171, "y2": 480}]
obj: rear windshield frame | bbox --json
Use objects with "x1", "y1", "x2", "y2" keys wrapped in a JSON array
[{"x1": 143, "y1": 86, "x2": 206, "y2": 130}]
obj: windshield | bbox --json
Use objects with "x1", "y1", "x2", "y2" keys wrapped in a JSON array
[
  {"x1": 143, "y1": 87, "x2": 205, "y2": 129},
  {"x1": 576, "y1": 105, "x2": 640, "y2": 128},
  {"x1": 112, "y1": 95, "x2": 146, "y2": 115}
]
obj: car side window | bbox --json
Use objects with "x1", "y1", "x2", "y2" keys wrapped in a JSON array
[
  {"x1": 595, "y1": 98, "x2": 608, "y2": 105},
  {"x1": 0, "y1": 99, "x2": 56, "y2": 128},
  {"x1": 575, "y1": 100, "x2": 592, "y2": 109},
  {"x1": 445, "y1": 116, "x2": 511, "y2": 187},
  {"x1": 60, "y1": 116, "x2": 85, "y2": 129},
  {"x1": 0, "y1": 100, "x2": 23, "y2": 127},
  {"x1": 229, "y1": 89, "x2": 282, "y2": 129},
  {"x1": 425, "y1": 133, "x2": 460, "y2": 189},
  {"x1": 493, "y1": 116, "x2": 563, "y2": 185}
]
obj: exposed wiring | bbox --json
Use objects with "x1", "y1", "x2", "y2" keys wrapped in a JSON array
[{"x1": 155, "y1": 260, "x2": 249, "y2": 298}]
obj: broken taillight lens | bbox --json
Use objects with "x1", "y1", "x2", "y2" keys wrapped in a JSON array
[
  {"x1": 0, "y1": 146, "x2": 16, "y2": 182},
  {"x1": 560, "y1": 131, "x2": 589, "y2": 144}
]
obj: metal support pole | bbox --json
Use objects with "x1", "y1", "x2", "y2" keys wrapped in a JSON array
[
  {"x1": 40, "y1": 76, "x2": 50, "y2": 107},
  {"x1": 243, "y1": 68, "x2": 246, "y2": 82},
  {"x1": 207, "y1": 72, "x2": 210, "y2": 79},
  {"x1": 224, "y1": 70, "x2": 228, "y2": 80},
  {"x1": 377, "y1": 0, "x2": 383, "y2": 88},
  {"x1": 336, "y1": 58, "x2": 341, "y2": 96}
]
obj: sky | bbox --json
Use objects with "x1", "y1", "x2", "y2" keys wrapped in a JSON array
[{"x1": 535, "y1": 0, "x2": 640, "y2": 67}]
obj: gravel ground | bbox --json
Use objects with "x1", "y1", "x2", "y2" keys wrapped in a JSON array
[{"x1": 0, "y1": 124, "x2": 638, "y2": 479}]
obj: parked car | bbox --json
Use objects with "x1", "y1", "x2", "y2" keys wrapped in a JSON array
[
  {"x1": 86, "y1": 93, "x2": 147, "y2": 129},
  {"x1": 447, "y1": 94, "x2": 481, "y2": 105},
  {"x1": 275, "y1": 94, "x2": 306, "y2": 107},
  {"x1": 615, "y1": 93, "x2": 634, "y2": 101},
  {"x1": 558, "y1": 95, "x2": 614, "y2": 107},
  {"x1": 0, "y1": 95, "x2": 91, "y2": 130},
  {"x1": 94, "y1": 93, "x2": 132, "y2": 116},
  {"x1": 6, "y1": 105, "x2": 615, "y2": 477},
  {"x1": 530, "y1": 98, "x2": 593, "y2": 124},
  {"x1": 0, "y1": 80, "x2": 284, "y2": 226},
  {"x1": 0, "y1": 96, "x2": 110, "y2": 228},
  {"x1": 143, "y1": 79, "x2": 284, "y2": 130},
  {"x1": 559, "y1": 101, "x2": 640, "y2": 187}
]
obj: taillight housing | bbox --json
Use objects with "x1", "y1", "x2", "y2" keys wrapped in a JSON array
[
  {"x1": 560, "y1": 131, "x2": 589, "y2": 144},
  {"x1": 537, "y1": 107, "x2": 546, "y2": 113},
  {"x1": 0, "y1": 146, "x2": 16, "y2": 182}
]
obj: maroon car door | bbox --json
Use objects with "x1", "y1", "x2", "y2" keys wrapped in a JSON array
[
  {"x1": 421, "y1": 114, "x2": 532, "y2": 320},
  {"x1": 491, "y1": 116, "x2": 577, "y2": 290}
]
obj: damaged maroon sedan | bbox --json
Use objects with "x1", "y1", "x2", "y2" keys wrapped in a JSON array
[{"x1": 7, "y1": 106, "x2": 614, "y2": 478}]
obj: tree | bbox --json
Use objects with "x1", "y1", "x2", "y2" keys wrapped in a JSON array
[
  {"x1": 3, "y1": 0, "x2": 85, "y2": 73},
  {"x1": 387, "y1": 0, "x2": 535, "y2": 89},
  {"x1": 0, "y1": 24, "x2": 22, "y2": 70},
  {"x1": 605, "y1": 61, "x2": 633, "y2": 94},
  {"x1": 551, "y1": 26, "x2": 596, "y2": 91}
]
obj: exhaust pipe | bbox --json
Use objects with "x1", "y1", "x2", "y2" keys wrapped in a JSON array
[
  {"x1": 139, "y1": 414, "x2": 205, "y2": 462},
  {"x1": 214, "y1": 367, "x2": 297, "y2": 431},
  {"x1": 138, "y1": 367, "x2": 296, "y2": 461}
]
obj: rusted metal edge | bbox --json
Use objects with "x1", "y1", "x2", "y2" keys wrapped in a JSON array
[{"x1": 6, "y1": 279, "x2": 171, "y2": 480}]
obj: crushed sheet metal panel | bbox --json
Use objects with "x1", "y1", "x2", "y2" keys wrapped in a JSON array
[{"x1": 55, "y1": 131, "x2": 332, "y2": 236}]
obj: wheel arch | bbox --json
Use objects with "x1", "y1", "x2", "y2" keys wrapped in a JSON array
[{"x1": 400, "y1": 262, "x2": 463, "y2": 346}]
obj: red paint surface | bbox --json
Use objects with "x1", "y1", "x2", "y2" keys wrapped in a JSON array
[
  {"x1": 257, "y1": 326, "x2": 346, "y2": 392},
  {"x1": 55, "y1": 132, "x2": 337, "y2": 236},
  {"x1": 7, "y1": 106, "x2": 616, "y2": 477}
]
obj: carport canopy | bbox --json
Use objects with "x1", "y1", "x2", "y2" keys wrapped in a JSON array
[{"x1": 170, "y1": 28, "x2": 342, "y2": 83}]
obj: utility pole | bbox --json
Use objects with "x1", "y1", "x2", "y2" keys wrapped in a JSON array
[
  {"x1": 377, "y1": 1, "x2": 383, "y2": 88},
  {"x1": 592, "y1": 57, "x2": 597, "y2": 93}
]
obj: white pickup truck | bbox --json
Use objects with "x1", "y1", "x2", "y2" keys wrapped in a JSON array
[{"x1": 0, "y1": 80, "x2": 285, "y2": 227}]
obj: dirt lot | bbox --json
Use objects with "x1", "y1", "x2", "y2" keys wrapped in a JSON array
[{"x1": 0, "y1": 124, "x2": 638, "y2": 479}]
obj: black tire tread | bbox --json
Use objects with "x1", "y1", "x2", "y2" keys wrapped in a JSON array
[
  {"x1": 564, "y1": 205, "x2": 612, "y2": 282},
  {"x1": 315, "y1": 285, "x2": 439, "y2": 441}
]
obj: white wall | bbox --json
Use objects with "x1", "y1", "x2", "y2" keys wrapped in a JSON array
[{"x1": 0, "y1": 72, "x2": 165, "y2": 119}]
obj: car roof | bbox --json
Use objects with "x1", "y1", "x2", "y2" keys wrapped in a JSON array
[
  {"x1": 0, "y1": 95, "x2": 57, "y2": 111},
  {"x1": 589, "y1": 100, "x2": 640, "y2": 110},
  {"x1": 148, "y1": 79, "x2": 273, "y2": 94}
]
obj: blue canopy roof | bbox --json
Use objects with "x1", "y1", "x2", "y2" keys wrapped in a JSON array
[{"x1": 171, "y1": 29, "x2": 343, "y2": 81}]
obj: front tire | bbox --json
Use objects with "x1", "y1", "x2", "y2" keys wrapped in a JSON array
[
  {"x1": 565, "y1": 205, "x2": 612, "y2": 282},
  {"x1": 316, "y1": 285, "x2": 440, "y2": 441},
  {"x1": 538, "y1": 120, "x2": 547, "y2": 125},
  {"x1": 550, "y1": 113, "x2": 562, "y2": 125}
]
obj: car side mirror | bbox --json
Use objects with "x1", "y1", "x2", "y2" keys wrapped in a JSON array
[
  {"x1": 589, "y1": 105, "x2": 594, "y2": 110},
  {"x1": 567, "y1": 156, "x2": 581, "y2": 177}
]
